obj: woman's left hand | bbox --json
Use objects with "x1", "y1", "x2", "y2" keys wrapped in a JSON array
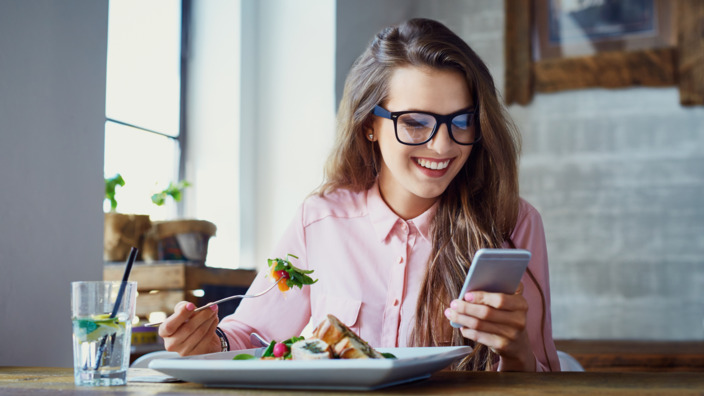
[{"x1": 444, "y1": 283, "x2": 536, "y2": 371}]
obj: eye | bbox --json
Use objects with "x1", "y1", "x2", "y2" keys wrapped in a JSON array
[
  {"x1": 452, "y1": 114, "x2": 471, "y2": 130},
  {"x1": 398, "y1": 113, "x2": 434, "y2": 129}
]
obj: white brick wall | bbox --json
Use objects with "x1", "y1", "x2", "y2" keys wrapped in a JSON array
[
  {"x1": 336, "y1": 0, "x2": 704, "y2": 340},
  {"x1": 514, "y1": 88, "x2": 704, "y2": 339}
]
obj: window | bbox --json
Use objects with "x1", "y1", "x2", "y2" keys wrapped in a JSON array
[{"x1": 104, "y1": 0, "x2": 183, "y2": 220}]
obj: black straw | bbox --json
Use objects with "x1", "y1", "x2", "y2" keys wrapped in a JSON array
[
  {"x1": 94, "y1": 247, "x2": 138, "y2": 370},
  {"x1": 109, "y1": 247, "x2": 137, "y2": 318}
]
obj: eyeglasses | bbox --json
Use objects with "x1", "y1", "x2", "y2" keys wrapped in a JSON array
[{"x1": 372, "y1": 105, "x2": 480, "y2": 146}]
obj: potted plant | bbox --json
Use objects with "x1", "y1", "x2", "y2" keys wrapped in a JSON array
[
  {"x1": 103, "y1": 173, "x2": 152, "y2": 262},
  {"x1": 141, "y1": 181, "x2": 217, "y2": 265}
]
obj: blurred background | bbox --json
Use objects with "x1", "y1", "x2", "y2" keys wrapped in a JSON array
[{"x1": 1, "y1": 0, "x2": 702, "y2": 367}]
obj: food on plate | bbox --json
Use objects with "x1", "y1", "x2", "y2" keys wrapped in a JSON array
[
  {"x1": 267, "y1": 253, "x2": 318, "y2": 292},
  {"x1": 290, "y1": 339, "x2": 332, "y2": 360},
  {"x1": 232, "y1": 314, "x2": 392, "y2": 361},
  {"x1": 312, "y1": 314, "x2": 384, "y2": 359}
]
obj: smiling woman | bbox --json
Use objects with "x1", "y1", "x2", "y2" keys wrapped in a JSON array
[{"x1": 157, "y1": 17, "x2": 560, "y2": 373}]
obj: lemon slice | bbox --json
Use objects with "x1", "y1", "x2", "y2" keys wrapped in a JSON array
[{"x1": 73, "y1": 314, "x2": 125, "y2": 343}]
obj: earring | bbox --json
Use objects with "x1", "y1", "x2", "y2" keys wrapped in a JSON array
[{"x1": 368, "y1": 134, "x2": 374, "y2": 140}]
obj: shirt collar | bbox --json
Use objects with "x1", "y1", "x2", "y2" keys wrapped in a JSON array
[{"x1": 366, "y1": 180, "x2": 437, "y2": 242}]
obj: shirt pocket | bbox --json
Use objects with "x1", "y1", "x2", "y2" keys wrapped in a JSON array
[{"x1": 311, "y1": 293, "x2": 362, "y2": 334}]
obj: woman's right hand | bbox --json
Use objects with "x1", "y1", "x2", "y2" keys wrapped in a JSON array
[{"x1": 158, "y1": 301, "x2": 222, "y2": 356}]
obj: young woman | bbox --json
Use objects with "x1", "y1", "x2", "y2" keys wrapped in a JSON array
[{"x1": 159, "y1": 18, "x2": 560, "y2": 372}]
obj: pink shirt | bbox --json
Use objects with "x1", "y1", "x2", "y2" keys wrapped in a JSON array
[{"x1": 219, "y1": 182, "x2": 560, "y2": 371}]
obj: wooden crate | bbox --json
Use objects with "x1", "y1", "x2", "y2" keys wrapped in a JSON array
[{"x1": 104, "y1": 262, "x2": 257, "y2": 318}]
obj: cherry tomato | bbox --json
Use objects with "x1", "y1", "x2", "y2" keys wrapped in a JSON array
[
  {"x1": 273, "y1": 342, "x2": 289, "y2": 358},
  {"x1": 276, "y1": 270, "x2": 289, "y2": 279}
]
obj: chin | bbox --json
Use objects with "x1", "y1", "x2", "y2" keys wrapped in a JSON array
[{"x1": 412, "y1": 185, "x2": 449, "y2": 200}]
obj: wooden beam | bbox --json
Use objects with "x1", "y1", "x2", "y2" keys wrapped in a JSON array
[
  {"x1": 504, "y1": 0, "x2": 533, "y2": 105},
  {"x1": 677, "y1": 0, "x2": 704, "y2": 106},
  {"x1": 534, "y1": 48, "x2": 677, "y2": 93}
]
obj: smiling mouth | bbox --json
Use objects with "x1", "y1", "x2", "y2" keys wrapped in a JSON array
[{"x1": 416, "y1": 158, "x2": 451, "y2": 170}]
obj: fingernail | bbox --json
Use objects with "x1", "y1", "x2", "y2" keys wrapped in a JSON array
[
  {"x1": 465, "y1": 293, "x2": 474, "y2": 302},
  {"x1": 186, "y1": 303, "x2": 195, "y2": 311},
  {"x1": 450, "y1": 300, "x2": 458, "y2": 309},
  {"x1": 444, "y1": 308, "x2": 451, "y2": 317},
  {"x1": 210, "y1": 304, "x2": 218, "y2": 312}
]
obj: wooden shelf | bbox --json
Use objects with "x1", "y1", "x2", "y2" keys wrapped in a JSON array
[
  {"x1": 104, "y1": 261, "x2": 257, "y2": 318},
  {"x1": 556, "y1": 339, "x2": 704, "y2": 372}
]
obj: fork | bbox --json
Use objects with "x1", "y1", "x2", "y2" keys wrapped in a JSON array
[{"x1": 144, "y1": 277, "x2": 283, "y2": 327}]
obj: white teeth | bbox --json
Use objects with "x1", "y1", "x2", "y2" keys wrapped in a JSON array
[{"x1": 417, "y1": 159, "x2": 450, "y2": 170}]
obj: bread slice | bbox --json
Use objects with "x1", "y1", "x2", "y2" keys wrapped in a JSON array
[
  {"x1": 312, "y1": 314, "x2": 383, "y2": 359},
  {"x1": 290, "y1": 339, "x2": 332, "y2": 360}
]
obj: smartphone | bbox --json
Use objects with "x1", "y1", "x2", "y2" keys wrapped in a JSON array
[{"x1": 450, "y1": 248, "x2": 531, "y2": 328}]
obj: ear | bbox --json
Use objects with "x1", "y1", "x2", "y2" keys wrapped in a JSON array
[{"x1": 365, "y1": 126, "x2": 375, "y2": 141}]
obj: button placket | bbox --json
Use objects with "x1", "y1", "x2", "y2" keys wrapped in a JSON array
[{"x1": 382, "y1": 221, "x2": 409, "y2": 347}]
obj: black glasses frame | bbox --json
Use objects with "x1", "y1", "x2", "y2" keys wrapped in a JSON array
[{"x1": 372, "y1": 105, "x2": 481, "y2": 146}]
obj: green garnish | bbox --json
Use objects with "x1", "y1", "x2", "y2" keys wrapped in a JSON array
[
  {"x1": 260, "y1": 336, "x2": 305, "y2": 360},
  {"x1": 233, "y1": 354, "x2": 256, "y2": 360},
  {"x1": 262, "y1": 340, "x2": 276, "y2": 357},
  {"x1": 381, "y1": 352, "x2": 397, "y2": 359},
  {"x1": 268, "y1": 254, "x2": 318, "y2": 291}
]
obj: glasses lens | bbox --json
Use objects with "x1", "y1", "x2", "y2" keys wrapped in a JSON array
[
  {"x1": 396, "y1": 113, "x2": 436, "y2": 144},
  {"x1": 450, "y1": 113, "x2": 477, "y2": 144}
]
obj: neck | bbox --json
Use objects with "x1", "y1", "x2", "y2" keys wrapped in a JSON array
[{"x1": 378, "y1": 180, "x2": 437, "y2": 221}]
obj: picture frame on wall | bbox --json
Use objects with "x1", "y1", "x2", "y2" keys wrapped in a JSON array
[
  {"x1": 504, "y1": 0, "x2": 704, "y2": 106},
  {"x1": 534, "y1": 0, "x2": 675, "y2": 61}
]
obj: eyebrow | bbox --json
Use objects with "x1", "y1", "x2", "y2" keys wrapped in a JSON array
[{"x1": 385, "y1": 106, "x2": 475, "y2": 114}]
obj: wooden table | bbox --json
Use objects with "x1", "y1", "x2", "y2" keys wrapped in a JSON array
[{"x1": 2, "y1": 367, "x2": 704, "y2": 395}]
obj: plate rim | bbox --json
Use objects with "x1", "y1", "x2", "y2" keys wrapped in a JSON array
[{"x1": 148, "y1": 345, "x2": 472, "y2": 390}]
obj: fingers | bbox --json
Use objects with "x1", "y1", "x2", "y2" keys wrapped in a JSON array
[
  {"x1": 159, "y1": 301, "x2": 221, "y2": 356},
  {"x1": 465, "y1": 283, "x2": 527, "y2": 311},
  {"x1": 444, "y1": 288, "x2": 528, "y2": 352},
  {"x1": 445, "y1": 283, "x2": 535, "y2": 369},
  {"x1": 159, "y1": 301, "x2": 196, "y2": 338},
  {"x1": 180, "y1": 308, "x2": 221, "y2": 356},
  {"x1": 515, "y1": 282, "x2": 524, "y2": 295},
  {"x1": 459, "y1": 327, "x2": 513, "y2": 352},
  {"x1": 445, "y1": 299, "x2": 526, "y2": 339}
]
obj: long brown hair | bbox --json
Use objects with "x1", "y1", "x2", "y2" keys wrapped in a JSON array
[{"x1": 319, "y1": 18, "x2": 522, "y2": 370}]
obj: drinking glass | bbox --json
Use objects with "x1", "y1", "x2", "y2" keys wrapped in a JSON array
[{"x1": 71, "y1": 281, "x2": 137, "y2": 386}]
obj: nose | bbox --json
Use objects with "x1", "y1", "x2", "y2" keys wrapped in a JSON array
[{"x1": 426, "y1": 122, "x2": 454, "y2": 153}]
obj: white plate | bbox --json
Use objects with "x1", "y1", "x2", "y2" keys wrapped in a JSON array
[{"x1": 149, "y1": 346, "x2": 472, "y2": 390}]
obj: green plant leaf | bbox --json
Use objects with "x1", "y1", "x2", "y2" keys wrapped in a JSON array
[
  {"x1": 152, "y1": 180, "x2": 191, "y2": 206},
  {"x1": 104, "y1": 174, "x2": 125, "y2": 211}
]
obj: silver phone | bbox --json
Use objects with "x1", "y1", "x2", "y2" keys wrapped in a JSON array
[{"x1": 450, "y1": 248, "x2": 531, "y2": 328}]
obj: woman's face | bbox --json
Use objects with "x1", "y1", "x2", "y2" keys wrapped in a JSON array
[{"x1": 370, "y1": 66, "x2": 475, "y2": 220}]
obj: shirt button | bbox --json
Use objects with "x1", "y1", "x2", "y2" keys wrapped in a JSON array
[
  {"x1": 401, "y1": 222, "x2": 408, "y2": 231},
  {"x1": 397, "y1": 256, "x2": 404, "y2": 264},
  {"x1": 393, "y1": 299, "x2": 399, "y2": 306}
]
